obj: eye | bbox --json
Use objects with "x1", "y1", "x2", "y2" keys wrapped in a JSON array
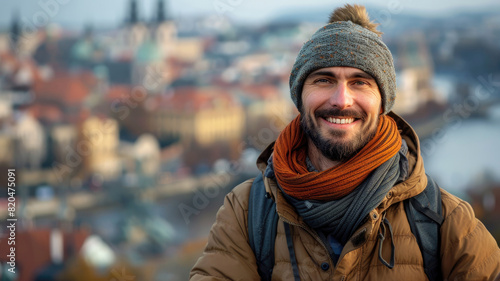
[
  {"x1": 314, "y1": 78, "x2": 332, "y2": 84},
  {"x1": 353, "y1": 80, "x2": 369, "y2": 86}
]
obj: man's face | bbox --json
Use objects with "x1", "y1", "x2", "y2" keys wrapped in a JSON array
[{"x1": 300, "y1": 66, "x2": 382, "y2": 162}]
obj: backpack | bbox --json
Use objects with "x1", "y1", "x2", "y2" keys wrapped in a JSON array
[{"x1": 247, "y1": 173, "x2": 444, "y2": 281}]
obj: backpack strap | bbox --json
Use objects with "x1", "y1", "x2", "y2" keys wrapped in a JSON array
[
  {"x1": 404, "y1": 174, "x2": 444, "y2": 281},
  {"x1": 248, "y1": 173, "x2": 279, "y2": 281}
]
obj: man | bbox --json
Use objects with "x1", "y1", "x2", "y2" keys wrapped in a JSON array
[{"x1": 190, "y1": 4, "x2": 500, "y2": 280}]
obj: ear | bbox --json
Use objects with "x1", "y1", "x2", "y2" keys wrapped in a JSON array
[{"x1": 297, "y1": 94, "x2": 304, "y2": 114}]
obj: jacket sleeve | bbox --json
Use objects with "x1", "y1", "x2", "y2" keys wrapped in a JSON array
[
  {"x1": 440, "y1": 189, "x2": 500, "y2": 281},
  {"x1": 190, "y1": 180, "x2": 260, "y2": 281}
]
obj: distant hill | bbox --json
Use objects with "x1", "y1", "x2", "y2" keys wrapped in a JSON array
[
  {"x1": 267, "y1": 5, "x2": 500, "y2": 36},
  {"x1": 268, "y1": 5, "x2": 499, "y2": 24}
]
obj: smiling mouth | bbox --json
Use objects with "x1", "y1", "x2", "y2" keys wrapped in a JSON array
[{"x1": 325, "y1": 117, "x2": 356, "y2": 124}]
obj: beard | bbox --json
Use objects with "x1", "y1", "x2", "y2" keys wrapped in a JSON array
[{"x1": 300, "y1": 107, "x2": 379, "y2": 162}]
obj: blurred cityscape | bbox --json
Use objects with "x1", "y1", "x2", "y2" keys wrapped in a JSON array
[{"x1": 0, "y1": 1, "x2": 499, "y2": 280}]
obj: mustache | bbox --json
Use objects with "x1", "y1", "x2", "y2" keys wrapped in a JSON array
[{"x1": 314, "y1": 108, "x2": 366, "y2": 120}]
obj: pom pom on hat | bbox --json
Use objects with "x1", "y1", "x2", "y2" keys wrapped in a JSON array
[{"x1": 328, "y1": 4, "x2": 382, "y2": 37}]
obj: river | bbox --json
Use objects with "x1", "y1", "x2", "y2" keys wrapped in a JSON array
[{"x1": 421, "y1": 107, "x2": 500, "y2": 196}]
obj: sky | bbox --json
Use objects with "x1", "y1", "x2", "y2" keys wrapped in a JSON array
[{"x1": 0, "y1": 0, "x2": 499, "y2": 30}]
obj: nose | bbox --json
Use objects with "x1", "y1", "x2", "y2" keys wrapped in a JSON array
[{"x1": 329, "y1": 82, "x2": 354, "y2": 109}]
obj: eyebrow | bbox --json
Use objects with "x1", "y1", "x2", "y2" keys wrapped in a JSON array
[{"x1": 307, "y1": 70, "x2": 375, "y2": 80}]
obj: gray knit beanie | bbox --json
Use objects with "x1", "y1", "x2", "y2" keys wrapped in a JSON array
[{"x1": 289, "y1": 15, "x2": 396, "y2": 114}]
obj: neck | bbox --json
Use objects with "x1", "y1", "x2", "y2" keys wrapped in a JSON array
[{"x1": 306, "y1": 138, "x2": 341, "y2": 171}]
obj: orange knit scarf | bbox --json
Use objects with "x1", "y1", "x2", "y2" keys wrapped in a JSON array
[{"x1": 273, "y1": 114, "x2": 402, "y2": 201}]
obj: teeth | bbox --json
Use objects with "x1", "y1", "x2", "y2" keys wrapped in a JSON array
[{"x1": 326, "y1": 117, "x2": 354, "y2": 124}]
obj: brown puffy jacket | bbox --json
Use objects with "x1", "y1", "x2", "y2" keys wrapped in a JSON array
[{"x1": 190, "y1": 113, "x2": 500, "y2": 280}]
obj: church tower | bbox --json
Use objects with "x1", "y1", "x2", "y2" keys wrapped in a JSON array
[
  {"x1": 10, "y1": 12, "x2": 21, "y2": 50},
  {"x1": 152, "y1": 0, "x2": 176, "y2": 59},
  {"x1": 156, "y1": 0, "x2": 167, "y2": 23},
  {"x1": 8, "y1": 11, "x2": 27, "y2": 56},
  {"x1": 128, "y1": 0, "x2": 139, "y2": 24},
  {"x1": 123, "y1": 0, "x2": 149, "y2": 50}
]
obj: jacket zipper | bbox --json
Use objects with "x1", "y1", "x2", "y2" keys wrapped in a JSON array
[
  {"x1": 279, "y1": 212, "x2": 378, "y2": 277},
  {"x1": 278, "y1": 213, "x2": 335, "y2": 269}
]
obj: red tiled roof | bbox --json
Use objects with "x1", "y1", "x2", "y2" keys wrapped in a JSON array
[
  {"x1": 239, "y1": 84, "x2": 281, "y2": 100},
  {"x1": 0, "y1": 52, "x2": 43, "y2": 84},
  {"x1": 27, "y1": 61, "x2": 43, "y2": 83},
  {"x1": 152, "y1": 87, "x2": 239, "y2": 112},
  {"x1": 33, "y1": 72, "x2": 92, "y2": 106},
  {"x1": 0, "y1": 228, "x2": 90, "y2": 281},
  {"x1": 106, "y1": 84, "x2": 134, "y2": 101},
  {"x1": 0, "y1": 52, "x2": 19, "y2": 69},
  {"x1": 78, "y1": 70, "x2": 98, "y2": 88},
  {"x1": 28, "y1": 103, "x2": 64, "y2": 123}
]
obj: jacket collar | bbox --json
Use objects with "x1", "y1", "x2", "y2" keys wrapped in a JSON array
[{"x1": 379, "y1": 112, "x2": 427, "y2": 209}]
